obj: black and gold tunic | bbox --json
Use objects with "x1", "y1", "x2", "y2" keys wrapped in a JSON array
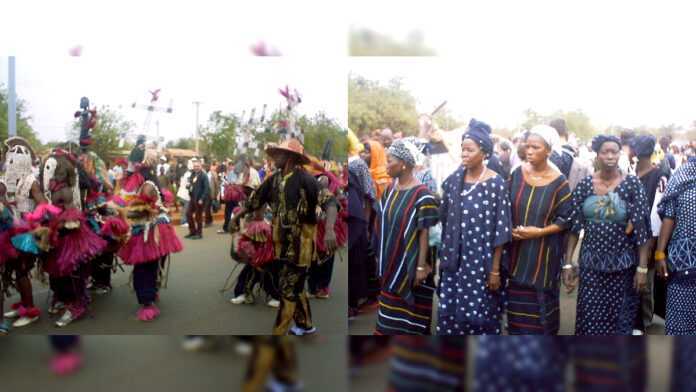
[{"x1": 247, "y1": 168, "x2": 319, "y2": 267}]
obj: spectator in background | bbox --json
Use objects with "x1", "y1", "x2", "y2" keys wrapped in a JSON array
[
  {"x1": 204, "y1": 163, "x2": 219, "y2": 227},
  {"x1": 185, "y1": 159, "x2": 210, "y2": 239},
  {"x1": 378, "y1": 128, "x2": 394, "y2": 149},
  {"x1": 176, "y1": 161, "x2": 193, "y2": 227},
  {"x1": 158, "y1": 166, "x2": 171, "y2": 195},
  {"x1": 619, "y1": 129, "x2": 636, "y2": 174},
  {"x1": 156, "y1": 156, "x2": 170, "y2": 178},
  {"x1": 495, "y1": 139, "x2": 513, "y2": 179},
  {"x1": 659, "y1": 136, "x2": 676, "y2": 175}
]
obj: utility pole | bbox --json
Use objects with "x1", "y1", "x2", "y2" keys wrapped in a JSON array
[
  {"x1": 8, "y1": 56, "x2": 17, "y2": 137},
  {"x1": 193, "y1": 101, "x2": 201, "y2": 156}
]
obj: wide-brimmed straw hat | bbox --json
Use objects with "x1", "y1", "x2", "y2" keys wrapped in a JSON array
[{"x1": 265, "y1": 138, "x2": 310, "y2": 165}]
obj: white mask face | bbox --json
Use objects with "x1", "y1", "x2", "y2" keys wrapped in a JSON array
[
  {"x1": 42, "y1": 157, "x2": 58, "y2": 199},
  {"x1": 4, "y1": 145, "x2": 33, "y2": 195}
]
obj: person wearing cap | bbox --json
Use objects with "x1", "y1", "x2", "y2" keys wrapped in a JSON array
[
  {"x1": 564, "y1": 135, "x2": 650, "y2": 335},
  {"x1": 505, "y1": 125, "x2": 573, "y2": 335},
  {"x1": 156, "y1": 155, "x2": 170, "y2": 179},
  {"x1": 185, "y1": 159, "x2": 210, "y2": 239},
  {"x1": 232, "y1": 138, "x2": 321, "y2": 336},
  {"x1": 374, "y1": 139, "x2": 439, "y2": 335},
  {"x1": 437, "y1": 119, "x2": 512, "y2": 335}
]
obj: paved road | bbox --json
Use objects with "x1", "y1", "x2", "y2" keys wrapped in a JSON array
[
  {"x1": 1, "y1": 335, "x2": 348, "y2": 392},
  {"x1": 5, "y1": 225, "x2": 347, "y2": 335},
  {"x1": 349, "y1": 289, "x2": 666, "y2": 335},
  {"x1": 350, "y1": 337, "x2": 673, "y2": 391}
]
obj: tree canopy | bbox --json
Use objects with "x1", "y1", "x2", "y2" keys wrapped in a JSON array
[
  {"x1": 349, "y1": 75, "x2": 464, "y2": 137},
  {"x1": 0, "y1": 84, "x2": 42, "y2": 151},
  {"x1": 193, "y1": 109, "x2": 346, "y2": 163},
  {"x1": 67, "y1": 105, "x2": 135, "y2": 162},
  {"x1": 349, "y1": 28, "x2": 436, "y2": 56}
]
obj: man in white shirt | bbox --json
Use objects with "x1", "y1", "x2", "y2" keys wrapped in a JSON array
[
  {"x1": 177, "y1": 160, "x2": 193, "y2": 226},
  {"x1": 157, "y1": 156, "x2": 170, "y2": 178}
]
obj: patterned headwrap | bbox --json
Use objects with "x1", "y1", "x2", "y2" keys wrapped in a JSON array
[
  {"x1": 629, "y1": 134, "x2": 656, "y2": 158},
  {"x1": 388, "y1": 139, "x2": 416, "y2": 167},
  {"x1": 462, "y1": 118, "x2": 493, "y2": 156},
  {"x1": 591, "y1": 135, "x2": 622, "y2": 153}
]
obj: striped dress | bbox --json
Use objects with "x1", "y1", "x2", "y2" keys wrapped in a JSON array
[
  {"x1": 376, "y1": 184, "x2": 439, "y2": 335},
  {"x1": 388, "y1": 336, "x2": 467, "y2": 392},
  {"x1": 507, "y1": 168, "x2": 572, "y2": 334},
  {"x1": 570, "y1": 337, "x2": 646, "y2": 391}
]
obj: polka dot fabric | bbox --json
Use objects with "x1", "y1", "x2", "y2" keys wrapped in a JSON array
[
  {"x1": 438, "y1": 167, "x2": 512, "y2": 335},
  {"x1": 659, "y1": 179, "x2": 696, "y2": 274},
  {"x1": 474, "y1": 336, "x2": 567, "y2": 392},
  {"x1": 570, "y1": 175, "x2": 650, "y2": 272},
  {"x1": 665, "y1": 273, "x2": 696, "y2": 335},
  {"x1": 575, "y1": 268, "x2": 638, "y2": 335},
  {"x1": 671, "y1": 337, "x2": 696, "y2": 392}
]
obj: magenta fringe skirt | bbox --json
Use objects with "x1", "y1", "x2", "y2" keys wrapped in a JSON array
[
  {"x1": 45, "y1": 224, "x2": 108, "y2": 277},
  {"x1": 118, "y1": 223, "x2": 182, "y2": 265}
]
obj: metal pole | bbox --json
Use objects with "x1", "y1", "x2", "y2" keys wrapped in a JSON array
[
  {"x1": 193, "y1": 101, "x2": 201, "y2": 155},
  {"x1": 8, "y1": 56, "x2": 17, "y2": 137}
]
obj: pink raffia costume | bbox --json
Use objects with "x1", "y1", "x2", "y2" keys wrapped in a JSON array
[
  {"x1": 1, "y1": 137, "x2": 52, "y2": 330},
  {"x1": 118, "y1": 146, "x2": 182, "y2": 321}
]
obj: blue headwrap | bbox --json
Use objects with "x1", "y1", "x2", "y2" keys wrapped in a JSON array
[
  {"x1": 462, "y1": 118, "x2": 493, "y2": 156},
  {"x1": 629, "y1": 135, "x2": 656, "y2": 158},
  {"x1": 591, "y1": 135, "x2": 621, "y2": 153}
]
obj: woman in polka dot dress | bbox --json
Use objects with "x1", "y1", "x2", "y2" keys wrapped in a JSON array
[
  {"x1": 438, "y1": 119, "x2": 512, "y2": 335},
  {"x1": 565, "y1": 135, "x2": 651, "y2": 335},
  {"x1": 655, "y1": 155, "x2": 696, "y2": 335}
]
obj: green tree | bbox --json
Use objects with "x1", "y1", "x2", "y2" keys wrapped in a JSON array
[
  {"x1": 166, "y1": 137, "x2": 196, "y2": 150},
  {"x1": 349, "y1": 28, "x2": 436, "y2": 56},
  {"x1": 349, "y1": 75, "x2": 419, "y2": 136},
  {"x1": 0, "y1": 84, "x2": 42, "y2": 151},
  {"x1": 432, "y1": 107, "x2": 464, "y2": 131},
  {"x1": 521, "y1": 108, "x2": 596, "y2": 141},
  {"x1": 69, "y1": 105, "x2": 135, "y2": 161},
  {"x1": 199, "y1": 111, "x2": 240, "y2": 160},
  {"x1": 298, "y1": 112, "x2": 348, "y2": 162}
]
